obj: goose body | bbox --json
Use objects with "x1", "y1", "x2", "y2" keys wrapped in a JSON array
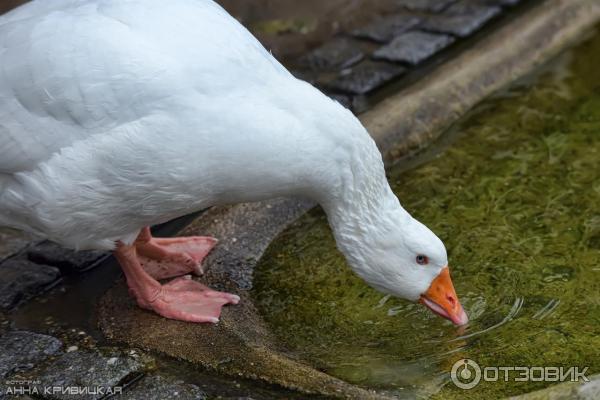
[
  {"x1": 0, "y1": 0, "x2": 365, "y2": 249},
  {"x1": 0, "y1": 0, "x2": 468, "y2": 325}
]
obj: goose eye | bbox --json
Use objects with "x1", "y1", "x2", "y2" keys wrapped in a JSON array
[{"x1": 416, "y1": 255, "x2": 429, "y2": 265}]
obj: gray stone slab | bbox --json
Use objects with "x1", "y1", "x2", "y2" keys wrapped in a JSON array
[
  {"x1": 298, "y1": 37, "x2": 364, "y2": 71},
  {"x1": 0, "y1": 259, "x2": 61, "y2": 310},
  {"x1": 372, "y1": 30, "x2": 455, "y2": 65},
  {"x1": 27, "y1": 242, "x2": 107, "y2": 274},
  {"x1": 0, "y1": 331, "x2": 62, "y2": 378},
  {"x1": 445, "y1": 0, "x2": 503, "y2": 15},
  {"x1": 120, "y1": 375, "x2": 207, "y2": 400},
  {"x1": 352, "y1": 13, "x2": 421, "y2": 43},
  {"x1": 35, "y1": 350, "x2": 145, "y2": 400},
  {"x1": 328, "y1": 61, "x2": 406, "y2": 94},
  {"x1": 420, "y1": 4, "x2": 502, "y2": 37},
  {"x1": 396, "y1": 0, "x2": 456, "y2": 12}
]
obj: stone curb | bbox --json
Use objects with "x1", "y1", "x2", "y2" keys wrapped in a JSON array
[{"x1": 507, "y1": 374, "x2": 600, "y2": 400}]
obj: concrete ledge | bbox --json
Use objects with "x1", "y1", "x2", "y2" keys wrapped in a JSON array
[{"x1": 507, "y1": 374, "x2": 600, "y2": 400}]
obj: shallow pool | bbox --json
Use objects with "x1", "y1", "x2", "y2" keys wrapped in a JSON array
[{"x1": 253, "y1": 27, "x2": 600, "y2": 399}]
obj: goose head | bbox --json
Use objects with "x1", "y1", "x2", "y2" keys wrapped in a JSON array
[
  {"x1": 313, "y1": 102, "x2": 469, "y2": 326},
  {"x1": 327, "y1": 196, "x2": 469, "y2": 326},
  {"x1": 356, "y1": 209, "x2": 468, "y2": 326}
]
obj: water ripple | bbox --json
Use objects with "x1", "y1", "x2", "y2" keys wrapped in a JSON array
[
  {"x1": 448, "y1": 297, "x2": 524, "y2": 342},
  {"x1": 532, "y1": 298, "x2": 561, "y2": 320}
]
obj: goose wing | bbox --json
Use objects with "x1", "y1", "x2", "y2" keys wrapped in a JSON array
[{"x1": 0, "y1": 0, "x2": 289, "y2": 174}]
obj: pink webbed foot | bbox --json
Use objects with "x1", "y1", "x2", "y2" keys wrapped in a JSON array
[
  {"x1": 115, "y1": 240, "x2": 239, "y2": 324},
  {"x1": 134, "y1": 275, "x2": 240, "y2": 323},
  {"x1": 136, "y1": 231, "x2": 217, "y2": 280}
]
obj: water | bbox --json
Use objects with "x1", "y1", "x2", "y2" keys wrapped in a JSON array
[{"x1": 252, "y1": 28, "x2": 600, "y2": 399}]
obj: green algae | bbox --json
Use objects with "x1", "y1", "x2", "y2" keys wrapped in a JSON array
[{"x1": 252, "y1": 28, "x2": 600, "y2": 399}]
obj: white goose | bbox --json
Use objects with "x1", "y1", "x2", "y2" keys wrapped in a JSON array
[{"x1": 0, "y1": 0, "x2": 468, "y2": 325}]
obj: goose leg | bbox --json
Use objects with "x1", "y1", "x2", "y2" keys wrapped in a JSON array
[
  {"x1": 135, "y1": 227, "x2": 217, "y2": 279},
  {"x1": 113, "y1": 241, "x2": 239, "y2": 323}
]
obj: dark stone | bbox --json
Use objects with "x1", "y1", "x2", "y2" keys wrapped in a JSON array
[
  {"x1": 396, "y1": 0, "x2": 456, "y2": 12},
  {"x1": 35, "y1": 350, "x2": 145, "y2": 400},
  {"x1": 328, "y1": 94, "x2": 370, "y2": 114},
  {"x1": 328, "y1": 93, "x2": 353, "y2": 110},
  {"x1": 297, "y1": 37, "x2": 364, "y2": 71},
  {"x1": 352, "y1": 14, "x2": 421, "y2": 43},
  {"x1": 477, "y1": 0, "x2": 522, "y2": 6},
  {"x1": 0, "y1": 259, "x2": 61, "y2": 310},
  {"x1": 420, "y1": 3, "x2": 502, "y2": 37},
  {"x1": 27, "y1": 241, "x2": 107, "y2": 274},
  {"x1": 120, "y1": 375, "x2": 207, "y2": 400},
  {"x1": 290, "y1": 69, "x2": 318, "y2": 85},
  {"x1": 225, "y1": 398, "x2": 255, "y2": 400},
  {"x1": 1, "y1": 396, "x2": 34, "y2": 400},
  {"x1": 351, "y1": 95, "x2": 370, "y2": 114},
  {"x1": 372, "y1": 31, "x2": 455, "y2": 65},
  {"x1": 328, "y1": 61, "x2": 406, "y2": 94},
  {"x1": 0, "y1": 331, "x2": 62, "y2": 378}
]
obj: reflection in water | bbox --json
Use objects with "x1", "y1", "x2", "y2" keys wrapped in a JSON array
[{"x1": 253, "y1": 27, "x2": 600, "y2": 399}]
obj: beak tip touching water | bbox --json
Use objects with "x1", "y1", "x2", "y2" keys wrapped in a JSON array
[
  {"x1": 454, "y1": 305, "x2": 469, "y2": 326},
  {"x1": 420, "y1": 266, "x2": 469, "y2": 326}
]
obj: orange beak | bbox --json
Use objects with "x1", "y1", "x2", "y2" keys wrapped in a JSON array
[{"x1": 419, "y1": 266, "x2": 469, "y2": 326}]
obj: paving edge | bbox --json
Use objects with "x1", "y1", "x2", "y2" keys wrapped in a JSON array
[
  {"x1": 98, "y1": 1, "x2": 600, "y2": 399},
  {"x1": 360, "y1": 0, "x2": 600, "y2": 164},
  {"x1": 507, "y1": 374, "x2": 600, "y2": 400}
]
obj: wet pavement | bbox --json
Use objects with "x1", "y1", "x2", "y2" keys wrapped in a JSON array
[
  {"x1": 26, "y1": 243, "x2": 106, "y2": 275},
  {"x1": 32, "y1": 349, "x2": 147, "y2": 400},
  {"x1": 0, "y1": 331, "x2": 62, "y2": 379},
  {"x1": 0, "y1": 260, "x2": 61, "y2": 311}
]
